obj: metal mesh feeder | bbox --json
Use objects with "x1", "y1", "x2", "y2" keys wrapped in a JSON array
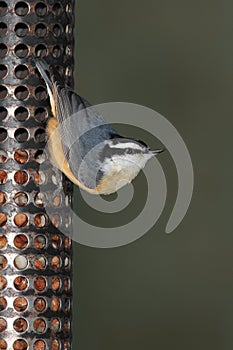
[{"x1": 0, "y1": 1, "x2": 75, "y2": 349}]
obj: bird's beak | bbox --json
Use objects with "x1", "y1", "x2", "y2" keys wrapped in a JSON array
[{"x1": 150, "y1": 148, "x2": 165, "y2": 155}]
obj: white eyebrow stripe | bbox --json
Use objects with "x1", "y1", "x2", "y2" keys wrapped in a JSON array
[{"x1": 109, "y1": 142, "x2": 143, "y2": 150}]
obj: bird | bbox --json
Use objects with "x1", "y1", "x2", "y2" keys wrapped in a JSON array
[{"x1": 35, "y1": 58, "x2": 164, "y2": 195}]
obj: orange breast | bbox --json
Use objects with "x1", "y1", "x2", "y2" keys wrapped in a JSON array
[{"x1": 46, "y1": 117, "x2": 99, "y2": 194}]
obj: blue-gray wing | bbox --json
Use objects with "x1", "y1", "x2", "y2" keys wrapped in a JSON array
[{"x1": 55, "y1": 87, "x2": 119, "y2": 188}]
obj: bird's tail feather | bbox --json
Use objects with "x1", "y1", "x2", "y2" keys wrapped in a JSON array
[{"x1": 35, "y1": 58, "x2": 53, "y2": 93}]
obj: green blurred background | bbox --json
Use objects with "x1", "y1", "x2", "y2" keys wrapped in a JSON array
[{"x1": 72, "y1": 0, "x2": 233, "y2": 349}]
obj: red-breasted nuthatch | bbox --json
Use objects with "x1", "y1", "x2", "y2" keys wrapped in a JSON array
[{"x1": 35, "y1": 59, "x2": 164, "y2": 195}]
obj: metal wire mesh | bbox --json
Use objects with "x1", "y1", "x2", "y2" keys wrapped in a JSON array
[{"x1": 0, "y1": 1, "x2": 74, "y2": 349}]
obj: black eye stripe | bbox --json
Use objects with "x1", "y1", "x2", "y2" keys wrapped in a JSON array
[
  {"x1": 99, "y1": 145, "x2": 143, "y2": 162},
  {"x1": 101, "y1": 146, "x2": 125, "y2": 161},
  {"x1": 125, "y1": 148, "x2": 142, "y2": 154}
]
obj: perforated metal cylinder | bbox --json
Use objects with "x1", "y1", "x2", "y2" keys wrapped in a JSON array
[{"x1": 0, "y1": 1, "x2": 74, "y2": 349}]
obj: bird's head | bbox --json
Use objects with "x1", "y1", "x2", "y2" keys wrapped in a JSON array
[{"x1": 95, "y1": 138, "x2": 164, "y2": 194}]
